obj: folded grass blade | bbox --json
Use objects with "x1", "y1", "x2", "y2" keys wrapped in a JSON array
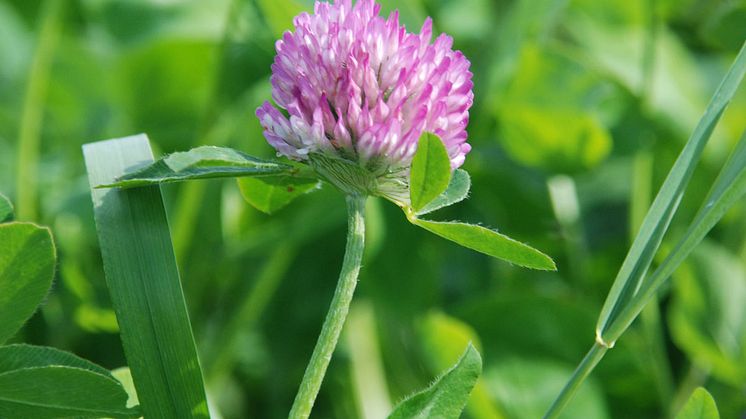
[{"x1": 83, "y1": 134, "x2": 209, "y2": 418}]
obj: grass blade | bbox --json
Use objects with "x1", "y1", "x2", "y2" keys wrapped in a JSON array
[
  {"x1": 99, "y1": 145, "x2": 294, "y2": 188},
  {"x1": 595, "y1": 42, "x2": 746, "y2": 343},
  {"x1": 83, "y1": 134, "x2": 210, "y2": 418}
]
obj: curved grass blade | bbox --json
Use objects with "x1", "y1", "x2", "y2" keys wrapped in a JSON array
[
  {"x1": 417, "y1": 169, "x2": 471, "y2": 216},
  {"x1": 409, "y1": 218, "x2": 556, "y2": 270},
  {"x1": 0, "y1": 366, "x2": 139, "y2": 418},
  {"x1": 0, "y1": 193, "x2": 13, "y2": 222},
  {"x1": 389, "y1": 344, "x2": 482, "y2": 419},
  {"x1": 84, "y1": 134, "x2": 210, "y2": 418},
  {"x1": 99, "y1": 144, "x2": 294, "y2": 188},
  {"x1": 595, "y1": 42, "x2": 746, "y2": 343},
  {"x1": 0, "y1": 222, "x2": 55, "y2": 345}
]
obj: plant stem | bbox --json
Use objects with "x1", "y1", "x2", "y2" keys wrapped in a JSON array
[
  {"x1": 16, "y1": 0, "x2": 64, "y2": 221},
  {"x1": 543, "y1": 342, "x2": 608, "y2": 419},
  {"x1": 289, "y1": 194, "x2": 367, "y2": 419}
]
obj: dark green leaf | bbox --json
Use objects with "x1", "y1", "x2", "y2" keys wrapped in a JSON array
[
  {"x1": 0, "y1": 222, "x2": 55, "y2": 344},
  {"x1": 0, "y1": 193, "x2": 12, "y2": 222},
  {"x1": 416, "y1": 169, "x2": 471, "y2": 216},
  {"x1": 410, "y1": 218, "x2": 556, "y2": 270},
  {"x1": 389, "y1": 344, "x2": 482, "y2": 419},
  {"x1": 0, "y1": 344, "x2": 113, "y2": 379},
  {"x1": 83, "y1": 134, "x2": 209, "y2": 418},
  {"x1": 0, "y1": 366, "x2": 139, "y2": 419},
  {"x1": 238, "y1": 175, "x2": 320, "y2": 214},
  {"x1": 676, "y1": 387, "x2": 719, "y2": 419},
  {"x1": 410, "y1": 132, "x2": 452, "y2": 212},
  {"x1": 99, "y1": 145, "x2": 294, "y2": 188}
]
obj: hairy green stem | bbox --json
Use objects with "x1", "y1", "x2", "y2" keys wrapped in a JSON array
[
  {"x1": 543, "y1": 342, "x2": 608, "y2": 419},
  {"x1": 289, "y1": 194, "x2": 367, "y2": 419},
  {"x1": 16, "y1": 0, "x2": 64, "y2": 221}
]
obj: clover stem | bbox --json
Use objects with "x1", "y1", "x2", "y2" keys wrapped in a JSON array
[{"x1": 289, "y1": 194, "x2": 367, "y2": 419}]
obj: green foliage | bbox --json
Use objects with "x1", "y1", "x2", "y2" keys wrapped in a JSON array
[
  {"x1": 0, "y1": 344, "x2": 113, "y2": 378},
  {"x1": 0, "y1": 222, "x2": 55, "y2": 344},
  {"x1": 410, "y1": 218, "x2": 556, "y2": 270},
  {"x1": 0, "y1": 192, "x2": 12, "y2": 222},
  {"x1": 100, "y1": 145, "x2": 294, "y2": 188},
  {"x1": 238, "y1": 175, "x2": 320, "y2": 214},
  {"x1": 84, "y1": 135, "x2": 209, "y2": 418},
  {"x1": 389, "y1": 344, "x2": 482, "y2": 419},
  {"x1": 676, "y1": 388, "x2": 719, "y2": 419},
  {"x1": 416, "y1": 169, "x2": 471, "y2": 216},
  {"x1": 410, "y1": 132, "x2": 452, "y2": 212}
]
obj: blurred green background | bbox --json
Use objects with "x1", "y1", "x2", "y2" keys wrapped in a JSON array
[{"x1": 1, "y1": 0, "x2": 745, "y2": 417}]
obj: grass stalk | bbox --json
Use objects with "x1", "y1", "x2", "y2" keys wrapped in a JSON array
[{"x1": 543, "y1": 342, "x2": 608, "y2": 419}]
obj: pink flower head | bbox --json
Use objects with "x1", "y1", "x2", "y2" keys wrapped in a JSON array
[{"x1": 256, "y1": 0, "x2": 473, "y2": 181}]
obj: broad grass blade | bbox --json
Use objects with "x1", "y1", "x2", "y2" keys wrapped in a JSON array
[{"x1": 84, "y1": 134, "x2": 210, "y2": 418}]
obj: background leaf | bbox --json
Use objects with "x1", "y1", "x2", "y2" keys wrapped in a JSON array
[
  {"x1": 410, "y1": 132, "x2": 452, "y2": 211},
  {"x1": 0, "y1": 192, "x2": 12, "y2": 222},
  {"x1": 101, "y1": 145, "x2": 294, "y2": 188},
  {"x1": 237, "y1": 175, "x2": 320, "y2": 214},
  {"x1": 676, "y1": 387, "x2": 719, "y2": 419},
  {"x1": 0, "y1": 366, "x2": 138, "y2": 418},
  {"x1": 0, "y1": 222, "x2": 55, "y2": 344},
  {"x1": 388, "y1": 344, "x2": 482, "y2": 419},
  {"x1": 410, "y1": 218, "x2": 556, "y2": 270},
  {"x1": 416, "y1": 169, "x2": 471, "y2": 216}
]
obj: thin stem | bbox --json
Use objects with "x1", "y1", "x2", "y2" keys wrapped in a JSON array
[
  {"x1": 15, "y1": 0, "x2": 64, "y2": 221},
  {"x1": 289, "y1": 194, "x2": 367, "y2": 419},
  {"x1": 543, "y1": 342, "x2": 608, "y2": 419}
]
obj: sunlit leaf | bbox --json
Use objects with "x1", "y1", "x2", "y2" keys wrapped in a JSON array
[
  {"x1": 410, "y1": 218, "x2": 556, "y2": 270},
  {"x1": 0, "y1": 366, "x2": 139, "y2": 418},
  {"x1": 676, "y1": 387, "x2": 719, "y2": 419},
  {"x1": 0, "y1": 222, "x2": 55, "y2": 344},
  {"x1": 238, "y1": 175, "x2": 320, "y2": 214},
  {"x1": 410, "y1": 132, "x2": 452, "y2": 212},
  {"x1": 416, "y1": 169, "x2": 471, "y2": 216},
  {"x1": 388, "y1": 344, "x2": 482, "y2": 419},
  {"x1": 100, "y1": 145, "x2": 294, "y2": 188}
]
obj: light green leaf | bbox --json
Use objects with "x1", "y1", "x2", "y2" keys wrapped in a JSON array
[
  {"x1": 112, "y1": 367, "x2": 140, "y2": 409},
  {"x1": 410, "y1": 218, "x2": 556, "y2": 270},
  {"x1": 83, "y1": 134, "x2": 209, "y2": 418},
  {"x1": 676, "y1": 388, "x2": 719, "y2": 419},
  {"x1": 238, "y1": 175, "x2": 320, "y2": 214},
  {"x1": 596, "y1": 43, "x2": 746, "y2": 343},
  {"x1": 99, "y1": 145, "x2": 294, "y2": 188},
  {"x1": 0, "y1": 193, "x2": 12, "y2": 222},
  {"x1": 0, "y1": 366, "x2": 139, "y2": 419},
  {"x1": 416, "y1": 169, "x2": 471, "y2": 216},
  {"x1": 0, "y1": 344, "x2": 112, "y2": 379},
  {"x1": 0, "y1": 222, "x2": 55, "y2": 345},
  {"x1": 388, "y1": 344, "x2": 482, "y2": 419},
  {"x1": 410, "y1": 132, "x2": 452, "y2": 212}
]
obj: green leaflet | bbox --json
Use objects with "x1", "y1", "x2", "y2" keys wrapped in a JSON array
[
  {"x1": 99, "y1": 144, "x2": 294, "y2": 188},
  {"x1": 238, "y1": 175, "x2": 321, "y2": 214},
  {"x1": 0, "y1": 193, "x2": 12, "y2": 222},
  {"x1": 410, "y1": 218, "x2": 556, "y2": 271},
  {"x1": 388, "y1": 344, "x2": 482, "y2": 419},
  {"x1": 0, "y1": 222, "x2": 55, "y2": 344},
  {"x1": 595, "y1": 43, "x2": 746, "y2": 341},
  {"x1": 417, "y1": 169, "x2": 471, "y2": 216},
  {"x1": 0, "y1": 366, "x2": 139, "y2": 418},
  {"x1": 84, "y1": 134, "x2": 210, "y2": 418},
  {"x1": 676, "y1": 388, "x2": 719, "y2": 419},
  {"x1": 410, "y1": 132, "x2": 452, "y2": 212}
]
